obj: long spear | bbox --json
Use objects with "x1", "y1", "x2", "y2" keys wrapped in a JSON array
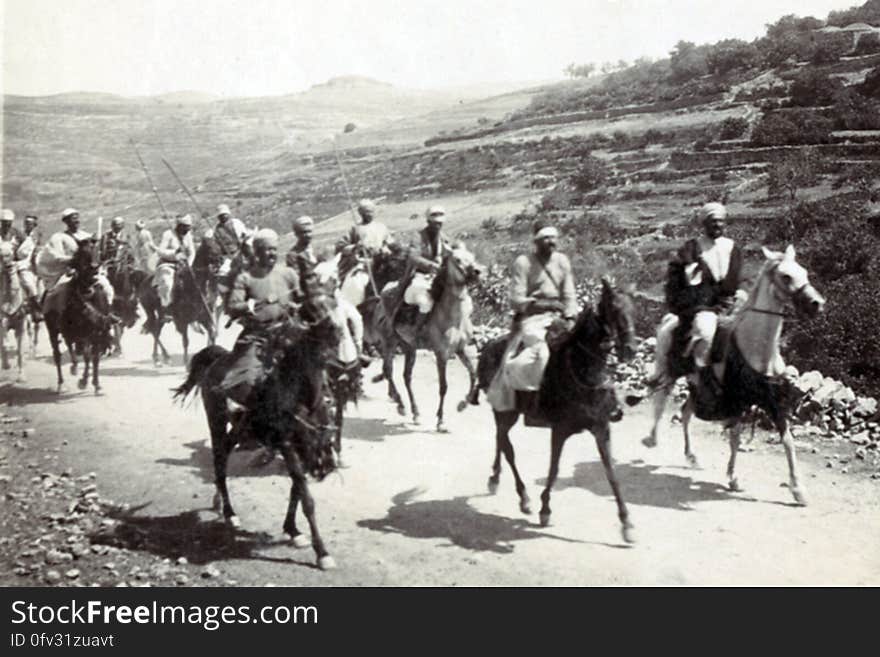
[
  {"x1": 332, "y1": 132, "x2": 379, "y2": 297},
  {"x1": 130, "y1": 139, "x2": 169, "y2": 223},
  {"x1": 160, "y1": 157, "x2": 210, "y2": 230}
]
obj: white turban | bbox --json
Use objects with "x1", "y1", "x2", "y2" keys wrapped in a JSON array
[
  {"x1": 701, "y1": 202, "x2": 727, "y2": 221},
  {"x1": 253, "y1": 228, "x2": 279, "y2": 248}
]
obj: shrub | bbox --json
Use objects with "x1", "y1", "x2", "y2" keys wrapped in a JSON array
[
  {"x1": 751, "y1": 110, "x2": 833, "y2": 146},
  {"x1": 788, "y1": 69, "x2": 843, "y2": 107},
  {"x1": 718, "y1": 117, "x2": 749, "y2": 140}
]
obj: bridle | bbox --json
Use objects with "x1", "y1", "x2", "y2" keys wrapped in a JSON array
[{"x1": 743, "y1": 262, "x2": 808, "y2": 319}]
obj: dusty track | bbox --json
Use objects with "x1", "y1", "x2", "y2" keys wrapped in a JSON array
[{"x1": 2, "y1": 326, "x2": 879, "y2": 586}]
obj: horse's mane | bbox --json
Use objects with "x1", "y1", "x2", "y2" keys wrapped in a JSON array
[{"x1": 721, "y1": 256, "x2": 779, "y2": 329}]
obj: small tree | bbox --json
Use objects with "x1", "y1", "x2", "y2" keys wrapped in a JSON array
[
  {"x1": 570, "y1": 152, "x2": 609, "y2": 199},
  {"x1": 833, "y1": 163, "x2": 880, "y2": 202},
  {"x1": 564, "y1": 63, "x2": 596, "y2": 79},
  {"x1": 767, "y1": 149, "x2": 821, "y2": 238}
]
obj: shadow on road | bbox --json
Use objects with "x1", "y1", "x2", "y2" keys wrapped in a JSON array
[
  {"x1": 1, "y1": 382, "x2": 80, "y2": 406},
  {"x1": 544, "y1": 459, "x2": 736, "y2": 511},
  {"x1": 341, "y1": 416, "x2": 415, "y2": 443},
  {"x1": 157, "y1": 440, "x2": 289, "y2": 482},
  {"x1": 99, "y1": 364, "x2": 183, "y2": 379},
  {"x1": 91, "y1": 507, "x2": 317, "y2": 569},
  {"x1": 358, "y1": 487, "x2": 620, "y2": 553}
]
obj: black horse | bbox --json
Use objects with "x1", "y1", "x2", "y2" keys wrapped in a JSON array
[
  {"x1": 138, "y1": 261, "x2": 215, "y2": 366},
  {"x1": 44, "y1": 239, "x2": 118, "y2": 394},
  {"x1": 173, "y1": 294, "x2": 342, "y2": 570},
  {"x1": 472, "y1": 278, "x2": 638, "y2": 542},
  {"x1": 103, "y1": 245, "x2": 148, "y2": 357}
]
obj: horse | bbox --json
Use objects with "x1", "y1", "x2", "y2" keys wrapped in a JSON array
[
  {"x1": 43, "y1": 239, "x2": 118, "y2": 394},
  {"x1": 173, "y1": 296, "x2": 342, "y2": 570},
  {"x1": 367, "y1": 245, "x2": 483, "y2": 431},
  {"x1": 310, "y1": 256, "x2": 367, "y2": 467},
  {"x1": 642, "y1": 245, "x2": 824, "y2": 505},
  {"x1": 103, "y1": 246, "x2": 148, "y2": 357},
  {"x1": 138, "y1": 261, "x2": 215, "y2": 367},
  {"x1": 472, "y1": 278, "x2": 638, "y2": 542},
  {"x1": 0, "y1": 243, "x2": 27, "y2": 381},
  {"x1": 191, "y1": 235, "x2": 231, "y2": 333}
]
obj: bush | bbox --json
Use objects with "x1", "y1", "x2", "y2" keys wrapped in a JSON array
[
  {"x1": 569, "y1": 153, "x2": 608, "y2": 194},
  {"x1": 718, "y1": 117, "x2": 749, "y2": 140},
  {"x1": 788, "y1": 69, "x2": 843, "y2": 107},
  {"x1": 853, "y1": 32, "x2": 880, "y2": 56},
  {"x1": 751, "y1": 110, "x2": 833, "y2": 146}
]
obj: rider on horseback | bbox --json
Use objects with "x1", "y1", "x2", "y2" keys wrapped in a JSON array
[
  {"x1": 486, "y1": 219, "x2": 578, "y2": 414},
  {"x1": 99, "y1": 217, "x2": 131, "y2": 277},
  {"x1": 336, "y1": 199, "x2": 395, "y2": 305},
  {"x1": 1, "y1": 210, "x2": 40, "y2": 316},
  {"x1": 287, "y1": 215, "x2": 318, "y2": 279},
  {"x1": 393, "y1": 206, "x2": 451, "y2": 340},
  {"x1": 646, "y1": 202, "x2": 748, "y2": 389},
  {"x1": 220, "y1": 228, "x2": 304, "y2": 405},
  {"x1": 37, "y1": 209, "x2": 114, "y2": 316},
  {"x1": 154, "y1": 214, "x2": 196, "y2": 319},
  {"x1": 212, "y1": 203, "x2": 253, "y2": 300},
  {"x1": 13, "y1": 214, "x2": 43, "y2": 317}
]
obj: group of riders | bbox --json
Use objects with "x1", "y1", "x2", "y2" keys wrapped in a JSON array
[{"x1": 2, "y1": 196, "x2": 747, "y2": 436}]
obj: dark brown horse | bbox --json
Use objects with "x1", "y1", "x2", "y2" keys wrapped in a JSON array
[
  {"x1": 44, "y1": 239, "x2": 118, "y2": 394},
  {"x1": 138, "y1": 262, "x2": 215, "y2": 366},
  {"x1": 472, "y1": 279, "x2": 638, "y2": 542},
  {"x1": 173, "y1": 296, "x2": 342, "y2": 570},
  {"x1": 103, "y1": 245, "x2": 147, "y2": 357}
]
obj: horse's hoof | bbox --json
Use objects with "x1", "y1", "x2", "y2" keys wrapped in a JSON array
[
  {"x1": 436, "y1": 421, "x2": 449, "y2": 433},
  {"x1": 487, "y1": 477, "x2": 499, "y2": 495},
  {"x1": 728, "y1": 478, "x2": 742, "y2": 493},
  {"x1": 16, "y1": 374, "x2": 26, "y2": 383},
  {"x1": 56, "y1": 385, "x2": 68, "y2": 395},
  {"x1": 69, "y1": 364, "x2": 78, "y2": 375},
  {"x1": 77, "y1": 379, "x2": 87, "y2": 390},
  {"x1": 371, "y1": 373, "x2": 384, "y2": 384},
  {"x1": 93, "y1": 387, "x2": 103, "y2": 396},
  {"x1": 318, "y1": 556, "x2": 337, "y2": 571},
  {"x1": 396, "y1": 404, "x2": 406, "y2": 417},
  {"x1": 686, "y1": 453, "x2": 699, "y2": 469},
  {"x1": 539, "y1": 511, "x2": 551, "y2": 527},
  {"x1": 154, "y1": 361, "x2": 163, "y2": 369},
  {"x1": 642, "y1": 435, "x2": 658, "y2": 448},
  {"x1": 791, "y1": 487, "x2": 808, "y2": 506},
  {"x1": 290, "y1": 534, "x2": 311, "y2": 549},
  {"x1": 621, "y1": 523, "x2": 637, "y2": 544},
  {"x1": 226, "y1": 515, "x2": 241, "y2": 529},
  {"x1": 456, "y1": 399, "x2": 468, "y2": 413},
  {"x1": 520, "y1": 498, "x2": 532, "y2": 515}
]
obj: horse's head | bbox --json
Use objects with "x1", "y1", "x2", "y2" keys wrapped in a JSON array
[
  {"x1": 443, "y1": 244, "x2": 484, "y2": 287},
  {"x1": 760, "y1": 245, "x2": 825, "y2": 319},
  {"x1": 597, "y1": 277, "x2": 637, "y2": 362},
  {"x1": 72, "y1": 238, "x2": 102, "y2": 287}
]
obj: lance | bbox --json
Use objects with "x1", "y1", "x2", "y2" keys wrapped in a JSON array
[
  {"x1": 332, "y1": 133, "x2": 379, "y2": 298},
  {"x1": 130, "y1": 139, "x2": 170, "y2": 224},
  {"x1": 160, "y1": 157, "x2": 211, "y2": 230}
]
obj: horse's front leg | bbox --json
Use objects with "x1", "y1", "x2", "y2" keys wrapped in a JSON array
[
  {"x1": 333, "y1": 390, "x2": 347, "y2": 469},
  {"x1": 180, "y1": 324, "x2": 190, "y2": 367},
  {"x1": 776, "y1": 418, "x2": 807, "y2": 506},
  {"x1": 726, "y1": 421, "x2": 743, "y2": 492},
  {"x1": 433, "y1": 350, "x2": 448, "y2": 432},
  {"x1": 65, "y1": 336, "x2": 78, "y2": 376},
  {"x1": 0, "y1": 327, "x2": 9, "y2": 370},
  {"x1": 382, "y1": 342, "x2": 405, "y2": 416},
  {"x1": 15, "y1": 325, "x2": 25, "y2": 382},
  {"x1": 593, "y1": 421, "x2": 635, "y2": 544},
  {"x1": 91, "y1": 344, "x2": 102, "y2": 395},
  {"x1": 539, "y1": 425, "x2": 571, "y2": 527},
  {"x1": 47, "y1": 323, "x2": 66, "y2": 393},
  {"x1": 402, "y1": 347, "x2": 420, "y2": 425},
  {"x1": 278, "y1": 440, "x2": 334, "y2": 570},
  {"x1": 681, "y1": 392, "x2": 699, "y2": 467},
  {"x1": 643, "y1": 380, "x2": 674, "y2": 448},
  {"x1": 455, "y1": 345, "x2": 478, "y2": 412},
  {"x1": 78, "y1": 344, "x2": 91, "y2": 390}
]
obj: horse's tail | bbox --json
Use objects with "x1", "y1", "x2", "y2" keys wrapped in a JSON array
[{"x1": 172, "y1": 345, "x2": 227, "y2": 403}]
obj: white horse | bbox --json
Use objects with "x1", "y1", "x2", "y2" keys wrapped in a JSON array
[
  {"x1": 0, "y1": 243, "x2": 27, "y2": 382},
  {"x1": 644, "y1": 245, "x2": 825, "y2": 504}
]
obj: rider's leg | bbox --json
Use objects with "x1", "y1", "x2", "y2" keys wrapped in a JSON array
[{"x1": 646, "y1": 313, "x2": 678, "y2": 387}]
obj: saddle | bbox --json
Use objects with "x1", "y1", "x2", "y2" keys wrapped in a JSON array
[{"x1": 666, "y1": 314, "x2": 733, "y2": 380}]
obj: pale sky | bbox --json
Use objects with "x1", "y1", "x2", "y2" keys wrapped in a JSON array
[{"x1": 0, "y1": 0, "x2": 861, "y2": 97}]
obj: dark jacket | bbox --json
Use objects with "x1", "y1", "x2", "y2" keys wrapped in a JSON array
[{"x1": 665, "y1": 237, "x2": 742, "y2": 317}]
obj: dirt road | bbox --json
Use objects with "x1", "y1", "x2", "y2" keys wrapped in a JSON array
[{"x1": 2, "y1": 326, "x2": 879, "y2": 586}]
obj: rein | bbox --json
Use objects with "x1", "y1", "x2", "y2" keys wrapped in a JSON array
[{"x1": 742, "y1": 266, "x2": 808, "y2": 319}]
